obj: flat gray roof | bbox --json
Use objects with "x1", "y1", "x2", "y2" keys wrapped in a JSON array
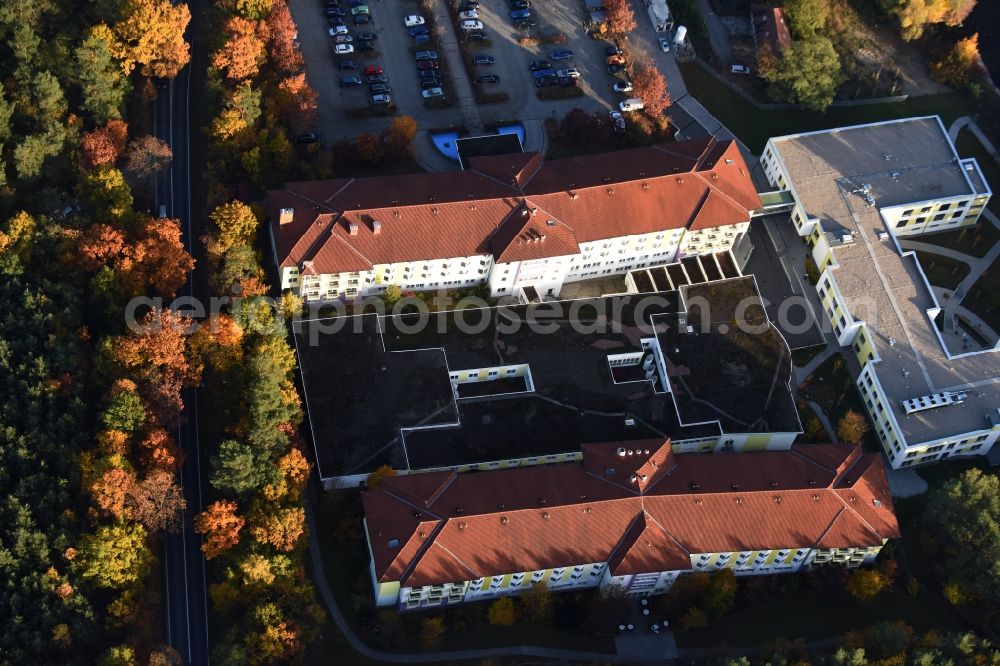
[{"x1": 772, "y1": 117, "x2": 1000, "y2": 444}]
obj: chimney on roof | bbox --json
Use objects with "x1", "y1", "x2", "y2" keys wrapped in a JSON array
[
  {"x1": 348, "y1": 221, "x2": 359, "y2": 235},
  {"x1": 569, "y1": 191, "x2": 578, "y2": 199},
  {"x1": 279, "y1": 207, "x2": 294, "y2": 225},
  {"x1": 372, "y1": 220, "x2": 382, "y2": 235},
  {"x1": 530, "y1": 207, "x2": 538, "y2": 216}
]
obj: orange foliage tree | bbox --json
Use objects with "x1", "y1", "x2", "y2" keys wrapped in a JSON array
[
  {"x1": 112, "y1": 0, "x2": 192, "y2": 78},
  {"x1": 249, "y1": 506, "x2": 306, "y2": 552},
  {"x1": 213, "y1": 16, "x2": 268, "y2": 81},
  {"x1": 195, "y1": 500, "x2": 245, "y2": 559},
  {"x1": 604, "y1": 0, "x2": 637, "y2": 36},
  {"x1": 126, "y1": 468, "x2": 186, "y2": 532},
  {"x1": 266, "y1": 0, "x2": 304, "y2": 74},
  {"x1": 630, "y1": 60, "x2": 670, "y2": 117},
  {"x1": 932, "y1": 34, "x2": 980, "y2": 87},
  {"x1": 81, "y1": 120, "x2": 129, "y2": 169}
]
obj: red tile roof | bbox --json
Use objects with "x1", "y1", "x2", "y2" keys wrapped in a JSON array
[
  {"x1": 267, "y1": 139, "x2": 761, "y2": 273},
  {"x1": 752, "y1": 4, "x2": 792, "y2": 52},
  {"x1": 361, "y1": 442, "x2": 899, "y2": 587}
]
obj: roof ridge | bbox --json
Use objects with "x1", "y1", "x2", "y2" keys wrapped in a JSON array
[
  {"x1": 809, "y1": 504, "x2": 848, "y2": 550},
  {"x1": 325, "y1": 223, "x2": 377, "y2": 268},
  {"x1": 832, "y1": 484, "x2": 888, "y2": 541},
  {"x1": 640, "y1": 504, "x2": 691, "y2": 555},
  {"x1": 788, "y1": 445, "x2": 842, "y2": 476},
  {"x1": 694, "y1": 166, "x2": 755, "y2": 217},
  {"x1": 324, "y1": 177, "x2": 356, "y2": 204},
  {"x1": 397, "y1": 519, "x2": 449, "y2": 583},
  {"x1": 425, "y1": 531, "x2": 482, "y2": 580}
]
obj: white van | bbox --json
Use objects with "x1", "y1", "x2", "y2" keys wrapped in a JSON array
[
  {"x1": 619, "y1": 98, "x2": 644, "y2": 112},
  {"x1": 460, "y1": 19, "x2": 484, "y2": 30}
]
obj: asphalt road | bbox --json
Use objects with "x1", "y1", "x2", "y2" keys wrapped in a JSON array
[{"x1": 155, "y1": 18, "x2": 211, "y2": 666}]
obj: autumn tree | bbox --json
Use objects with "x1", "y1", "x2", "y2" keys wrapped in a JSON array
[
  {"x1": 112, "y1": 0, "x2": 192, "y2": 78},
  {"x1": 81, "y1": 120, "x2": 129, "y2": 169},
  {"x1": 212, "y1": 83, "x2": 262, "y2": 141},
  {"x1": 520, "y1": 583, "x2": 552, "y2": 624},
  {"x1": 885, "y1": 0, "x2": 977, "y2": 40},
  {"x1": 123, "y1": 217, "x2": 195, "y2": 297},
  {"x1": 249, "y1": 505, "x2": 306, "y2": 552},
  {"x1": 210, "y1": 201, "x2": 259, "y2": 256},
  {"x1": 366, "y1": 465, "x2": 396, "y2": 489},
  {"x1": 932, "y1": 34, "x2": 980, "y2": 87},
  {"x1": 421, "y1": 617, "x2": 446, "y2": 643},
  {"x1": 125, "y1": 469, "x2": 186, "y2": 532},
  {"x1": 382, "y1": 115, "x2": 418, "y2": 160},
  {"x1": 245, "y1": 603, "x2": 304, "y2": 663},
  {"x1": 837, "y1": 410, "x2": 870, "y2": 445},
  {"x1": 138, "y1": 428, "x2": 182, "y2": 470},
  {"x1": 82, "y1": 167, "x2": 135, "y2": 220},
  {"x1": 847, "y1": 567, "x2": 889, "y2": 600},
  {"x1": 681, "y1": 607, "x2": 708, "y2": 629},
  {"x1": 277, "y1": 74, "x2": 318, "y2": 133},
  {"x1": 604, "y1": 0, "x2": 637, "y2": 36},
  {"x1": 125, "y1": 135, "x2": 172, "y2": 181},
  {"x1": 213, "y1": 17, "x2": 267, "y2": 81},
  {"x1": 630, "y1": 60, "x2": 670, "y2": 117},
  {"x1": 487, "y1": 596, "x2": 516, "y2": 626},
  {"x1": 356, "y1": 132, "x2": 383, "y2": 164},
  {"x1": 266, "y1": 0, "x2": 303, "y2": 73},
  {"x1": 195, "y1": 500, "x2": 245, "y2": 559},
  {"x1": 78, "y1": 522, "x2": 152, "y2": 589},
  {"x1": 784, "y1": 0, "x2": 830, "y2": 36},
  {"x1": 91, "y1": 468, "x2": 136, "y2": 519}
]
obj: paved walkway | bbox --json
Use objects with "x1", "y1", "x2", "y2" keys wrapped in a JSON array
[
  {"x1": 695, "y1": 0, "x2": 734, "y2": 65},
  {"x1": 886, "y1": 468, "x2": 928, "y2": 497},
  {"x1": 806, "y1": 399, "x2": 838, "y2": 442},
  {"x1": 949, "y1": 116, "x2": 999, "y2": 157},
  {"x1": 429, "y1": 2, "x2": 484, "y2": 134}
]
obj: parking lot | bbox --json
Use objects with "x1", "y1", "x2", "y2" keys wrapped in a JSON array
[{"x1": 290, "y1": 0, "x2": 690, "y2": 147}]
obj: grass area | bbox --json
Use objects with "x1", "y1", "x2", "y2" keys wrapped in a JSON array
[
  {"x1": 954, "y1": 127, "x2": 1000, "y2": 216},
  {"x1": 791, "y1": 343, "x2": 827, "y2": 368},
  {"x1": 914, "y1": 251, "x2": 971, "y2": 290},
  {"x1": 678, "y1": 62, "x2": 969, "y2": 153},
  {"x1": 536, "y1": 86, "x2": 585, "y2": 101},
  {"x1": 797, "y1": 354, "x2": 880, "y2": 451},
  {"x1": 306, "y1": 491, "x2": 616, "y2": 664},
  {"x1": 916, "y1": 221, "x2": 1000, "y2": 258}
]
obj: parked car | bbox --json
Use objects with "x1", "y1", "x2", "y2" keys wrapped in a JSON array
[
  {"x1": 339, "y1": 75, "x2": 363, "y2": 87},
  {"x1": 609, "y1": 111, "x2": 626, "y2": 132},
  {"x1": 367, "y1": 73, "x2": 388, "y2": 83},
  {"x1": 531, "y1": 68, "x2": 556, "y2": 79},
  {"x1": 295, "y1": 132, "x2": 321, "y2": 144},
  {"x1": 529, "y1": 59, "x2": 551, "y2": 70},
  {"x1": 550, "y1": 49, "x2": 573, "y2": 60},
  {"x1": 363, "y1": 63, "x2": 383, "y2": 75},
  {"x1": 369, "y1": 82, "x2": 391, "y2": 94},
  {"x1": 418, "y1": 70, "x2": 441, "y2": 79},
  {"x1": 535, "y1": 77, "x2": 559, "y2": 87},
  {"x1": 353, "y1": 13, "x2": 371, "y2": 23},
  {"x1": 328, "y1": 24, "x2": 349, "y2": 35},
  {"x1": 334, "y1": 43, "x2": 355, "y2": 54},
  {"x1": 619, "y1": 98, "x2": 644, "y2": 112},
  {"x1": 658, "y1": 37, "x2": 671, "y2": 52},
  {"x1": 556, "y1": 67, "x2": 581, "y2": 78},
  {"x1": 558, "y1": 76, "x2": 578, "y2": 87},
  {"x1": 460, "y1": 19, "x2": 484, "y2": 30},
  {"x1": 730, "y1": 63, "x2": 751, "y2": 74},
  {"x1": 334, "y1": 34, "x2": 353, "y2": 43},
  {"x1": 473, "y1": 55, "x2": 496, "y2": 65},
  {"x1": 509, "y1": 0, "x2": 530, "y2": 8},
  {"x1": 459, "y1": 9, "x2": 479, "y2": 19},
  {"x1": 415, "y1": 50, "x2": 439, "y2": 60},
  {"x1": 356, "y1": 31, "x2": 377, "y2": 41},
  {"x1": 404, "y1": 14, "x2": 425, "y2": 26},
  {"x1": 605, "y1": 44, "x2": 622, "y2": 57},
  {"x1": 607, "y1": 63, "x2": 625, "y2": 74},
  {"x1": 370, "y1": 93, "x2": 392, "y2": 105},
  {"x1": 413, "y1": 33, "x2": 431, "y2": 42},
  {"x1": 323, "y1": 0, "x2": 341, "y2": 7},
  {"x1": 324, "y1": 7, "x2": 346, "y2": 16},
  {"x1": 466, "y1": 30, "x2": 488, "y2": 40},
  {"x1": 347, "y1": 0, "x2": 366, "y2": 6},
  {"x1": 422, "y1": 86, "x2": 445, "y2": 98},
  {"x1": 350, "y1": 5, "x2": 368, "y2": 15},
  {"x1": 420, "y1": 78, "x2": 443, "y2": 88},
  {"x1": 338, "y1": 59, "x2": 358, "y2": 70},
  {"x1": 606, "y1": 54, "x2": 625, "y2": 65},
  {"x1": 510, "y1": 8, "x2": 530, "y2": 19},
  {"x1": 416, "y1": 60, "x2": 440, "y2": 70},
  {"x1": 409, "y1": 25, "x2": 429, "y2": 36},
  {"x1": 612, "y1": 80, "x2": 632, "y2": 93},
  {"x1": 476, "y1": 74, "x2": 500, "y2": 83},
  {"x1": 459, "y1": 0, "x2": 480, "y2": 8}
]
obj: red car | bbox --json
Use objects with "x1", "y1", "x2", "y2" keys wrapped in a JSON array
[
  {"x1": 416, "y1": 60, "x2": 440, "y2": 70},
  {"x1": 363, "y1": 64, "x2": 383, "y2": 76}
]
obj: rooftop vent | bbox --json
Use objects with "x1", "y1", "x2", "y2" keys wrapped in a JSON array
[
  {"x1": 629, "y1": 474, "x2": 638, "y2": 483},
  {"x1": 348, "y1": 221, "x2": 359, "y2": 235},
  {"x1": 734, "y1": 497, "x2": 742, "y2": 504},
  {"x1": 602, "y1": 177, "x2": 611, "y2": 183},
  {"x1": 547, "y1": 219, "x2": 556, "y2": 226},
  {"x1": 457, "y1": 521, "x2": 467, "y2": 529},
  {"x1": 501, "y1": 516, "x2": 508, "y2": 525},
  {"x1": 541, "y1": 511, "x2": 550, "y2": 519},
  {"x1": 693, "y1": 498, "x2": 703, "y2": 505},
  {"x1": 455, "y1": 506, "x2": 464, "y2": 514},
  {"x1": 642, "y1": 183, "x2": 650, "y2": 190},
  {"x1": 873, "y1": 499, "x2": 882, "y2": 508},
  {"x1": 617, "y1": 447, "x2": 627, "y2": 457},
  {"x1": 583, "y1": 507, "x2": 592, "y2": 514},
  {"x1": 725, "y1": 158, "x2": 734, "y2": 165},
  {"x1": 811, "y1": 493, "x2": 820, "y2": 501},
  {"x1": 569, "y1": 191, "x2": 578, "y2": 199},
  {"x1": 538, "y1": 498, "x2": 547, "y2": 505},
  {"x1": 769, "y1": 480, "x2": 778, "y2": 488},
  {"x1": 808, "y1": 479, "x2": 817, "y2": 487},
  {"x1": 689, "y1": 481, "x2": 700, "y2": 490},
  {"x1": 372, "y1": 220, "x2": 382, "y2": 235},
  {"x1": 497, "y1": 503, "x2": 505, "y2": 509},
  {"x1": 730, "y1": 483, "x2": 740, "y2": 491},
  {"x1": 773, "y1": 495, "x2": 781, "y2": 503}
]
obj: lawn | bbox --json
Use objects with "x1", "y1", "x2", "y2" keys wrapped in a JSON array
[
  {"x1": 677, "y1": 62, "x2": 970, "y2": 153},
  {"x1": 797, "y1": 354, "x2": 880, "y2": 451},
  {"x1": 954, "y1": 127, "x2": 1000, "y2": 216},
  {"x1": 915, "y1": 221, "x2": 1000, "y2": 258},
  {"x1": 914, "y1": 251, "x2": 971, "y2": 290}
]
